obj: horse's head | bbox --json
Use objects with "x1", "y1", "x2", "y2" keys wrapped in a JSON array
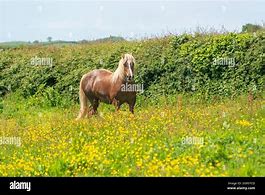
[{"x1": 122, "y1": 54, "x2": 135, "y2": 82}]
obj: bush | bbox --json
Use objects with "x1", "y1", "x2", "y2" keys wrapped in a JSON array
[{"x1": 0, "y1": 32, "x2": 264, "y2": 103}]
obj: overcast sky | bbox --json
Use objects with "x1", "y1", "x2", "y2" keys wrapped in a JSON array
[{"x1": 0, "y1": 0, "x2": 264, "y2": 42}]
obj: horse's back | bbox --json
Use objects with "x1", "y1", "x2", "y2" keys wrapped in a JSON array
[{"x1": 81, "y1": 69, "x2": 112, "y2": 84}]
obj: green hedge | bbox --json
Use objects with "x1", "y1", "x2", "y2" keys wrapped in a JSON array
[{"x1": 0, "y1": 32, "x2": 264, "y2": 102}]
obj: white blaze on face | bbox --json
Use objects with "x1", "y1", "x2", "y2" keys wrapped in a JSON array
[{"x1": 128, "y1": 63, "x2": 133, "y2": 77}]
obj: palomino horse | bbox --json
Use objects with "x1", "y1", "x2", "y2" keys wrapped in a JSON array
[{"x1": 77, "y1": 54, "x2": 136, "y2": 119}]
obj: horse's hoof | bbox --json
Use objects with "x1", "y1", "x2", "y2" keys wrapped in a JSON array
[{"x1": 75, "y1": 117, "x2": 81, "y2": 121}]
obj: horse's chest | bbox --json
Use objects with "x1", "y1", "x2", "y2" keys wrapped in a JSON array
[{"x1": 115, "y1": 91, "x2": 136, "y2": 102}]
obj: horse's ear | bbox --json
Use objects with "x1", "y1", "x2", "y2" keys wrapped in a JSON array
[{"x1": 121, "y1": 54, "x2": 125, "y2": 59}]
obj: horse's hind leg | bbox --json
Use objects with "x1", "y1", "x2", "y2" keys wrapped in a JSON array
[
  {"x1": 77, "y1": 107, "x2": 88, "y2": 119},
  {"x1": 88, "y1": 98, "x2": 99, "y2": 116}
]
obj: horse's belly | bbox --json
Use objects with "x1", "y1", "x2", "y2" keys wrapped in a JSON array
[
  {"x1": 93, "y1": 90, "x2": 111, "y2": 104},
  {"x1": 98, "y1": 95, "x2": 112, "y2": 104},
  {"x1": 91, "y1": 73, "x2": 113, "y2": 104}
]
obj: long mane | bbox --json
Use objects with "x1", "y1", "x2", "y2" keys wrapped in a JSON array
[
  {"x1": 111, "y1": 54, "x2": 135, "y2": 84},
  {"x1": 111, "y1": 58, "x2": 125, "y2": 84}
]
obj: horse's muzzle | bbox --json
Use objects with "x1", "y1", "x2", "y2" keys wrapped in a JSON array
[{"x1": 126, "y1": 75, "x2": 134, "y2": 81}]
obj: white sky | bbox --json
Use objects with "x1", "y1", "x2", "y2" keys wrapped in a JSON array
[{"x1": 0, "y1": 0, "x2": 264, "y2": 42}]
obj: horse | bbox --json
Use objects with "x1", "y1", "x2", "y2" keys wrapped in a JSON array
[{"x1": 77, "y1": 54, "x2": 136, "y2": 119}]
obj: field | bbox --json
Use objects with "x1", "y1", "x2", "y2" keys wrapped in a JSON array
[
  {"x1": 0, "y1": 94, "x2": 264, "y2": 176},
  {"x1": 0, "y1": 31, "x2": 264, "y2": 177}
]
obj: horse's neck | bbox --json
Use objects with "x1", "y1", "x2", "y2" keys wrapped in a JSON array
[
  {"x1": 111, "y1": 75, "x2": 124, "y2": 88},
  {"x1": 109, "y1": 75, "x2": 124, "y2": 100}
]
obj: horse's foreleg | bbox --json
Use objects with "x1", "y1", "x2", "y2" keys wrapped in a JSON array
[
  {"x1": 115, "y1": 101, "x2": 122, "y2": 112},
  {"x1": 129, "y1": 105, "x2": 134, "y2": 114},
  {"x1": 112, "y1": 99, "x2": 121, "y2": 112},
  {"x1": 116, "y1": 104, "x2": 121, "y2": 112},
  {"x1": 128, "y1": 99, "x2": 136, "y2": 114}
]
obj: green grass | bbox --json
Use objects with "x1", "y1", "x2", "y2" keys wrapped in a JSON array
[{"x1": 0, "y1": 94, "x2": 264, "y2": 176}]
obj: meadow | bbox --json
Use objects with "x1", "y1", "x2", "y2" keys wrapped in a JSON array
[
  {"x1": 0, "y1": 93, "x2": 264, "y2": 176},
  {"x1": 0, "y1": 31, "x2": 264, "y2": 176}
]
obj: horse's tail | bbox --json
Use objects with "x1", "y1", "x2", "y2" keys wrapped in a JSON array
[{"x1": 76, "y1": 75, "x2": 88, "y2": 119}]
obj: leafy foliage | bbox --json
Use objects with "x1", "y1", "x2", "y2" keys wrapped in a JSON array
[
  {"x1": 242, "y1": 23, "x2": 265, "y2": 33},
  {"x1": 0, "y1": 32, "x2": 264, "y2": 101}
]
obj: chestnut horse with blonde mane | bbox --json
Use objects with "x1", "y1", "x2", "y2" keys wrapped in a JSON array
[{"x1": 77, "y1": 54, "x2": 136, "y2": 119}]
